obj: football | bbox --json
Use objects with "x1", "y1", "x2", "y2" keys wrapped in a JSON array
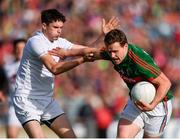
[{"x1": 131, "y1": 81, "x2": 156, "y2": 104}]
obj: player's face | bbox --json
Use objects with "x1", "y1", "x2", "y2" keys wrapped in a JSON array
[
  {"x1": 43, "y1": 21, "x2": 64, "y2": 41},
  {"x1": 107, "y1": 42, "x2": 128, "y2": 65}
]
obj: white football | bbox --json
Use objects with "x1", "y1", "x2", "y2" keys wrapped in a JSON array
[{"x1": 131, "y1": 81, "x2": 156, "y2": 104}]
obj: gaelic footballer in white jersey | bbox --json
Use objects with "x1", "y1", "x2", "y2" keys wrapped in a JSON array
[{"x1": 15, "y1": 31, "x2": 73, "y2": 99}]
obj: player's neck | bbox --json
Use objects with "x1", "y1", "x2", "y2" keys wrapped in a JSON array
[{"x1": 42, "y1": 31, "x2": 54, "y2": 42}]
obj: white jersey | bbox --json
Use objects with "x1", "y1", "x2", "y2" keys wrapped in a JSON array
[
  {"x1": 4, "y1": 58, "x2": 22, "y2": 127},
  {"x1": 4, "y1": 60, "x2": 20, "y2": 94},
  {"x1": 14, "y1": 31, "x2": 73, "y2": 99}
]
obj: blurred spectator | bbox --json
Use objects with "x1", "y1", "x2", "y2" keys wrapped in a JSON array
[
  {"x1": 0, "y1": 60, "x2": 9, "y2": 127},
  {"x1": 4, "y1": 38, "x2": 26, "y2": 138},
  {"x1": 172, "y1": 84, "x2": 180, "y2": 118},
  {"x1": 0, "y1": 66, "x2": 8, "y2": 103}
]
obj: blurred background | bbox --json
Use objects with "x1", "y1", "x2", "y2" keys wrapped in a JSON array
[{"x1": 0, "y1": 0, "x2": 180, "y2": 138}]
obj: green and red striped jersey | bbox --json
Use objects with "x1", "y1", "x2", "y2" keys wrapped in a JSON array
[{"x1": 101, "y1": 44, "x2": 173, "y2": 100}]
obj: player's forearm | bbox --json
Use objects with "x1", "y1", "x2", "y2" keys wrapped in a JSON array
[
  {"x1": 154, "y1": 82, "x2": 171, "y2": 103},
  {"x1": 151, "y1": 74, "x2": 171, "y2": 106},
  {"x1": 65, "y1": 48, "x2": 96, "y2": 57},
  {"x1": 51, "y1": 57, "x2": 84, "y2": 75}
]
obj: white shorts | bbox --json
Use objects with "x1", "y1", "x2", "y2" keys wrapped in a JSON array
[
  {"x1": 120, "y1": 99, "x2": 172, "y2": 137},
  {"x1": 13, "y1": 96, "x2": 65, "y2": 125},
  {"x1": 7, "y1": 102, "x2": 21, "y2": 127}
]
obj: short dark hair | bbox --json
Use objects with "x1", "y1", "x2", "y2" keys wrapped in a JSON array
[
  {"x1": 41, "y1": 9, "x2": 66, "y2": 25},
  {"x1": 104, "y1": 29, "x2": 128, "y2": 47},
  {"x1": 13, "y1": 38, "x2": 26, "y2": 52},
  {"x1": 13, "y1": 38, "x2": 26, "y2": 47}
]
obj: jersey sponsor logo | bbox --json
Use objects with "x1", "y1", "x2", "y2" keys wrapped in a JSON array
[
  {"x1": 115, "y1": 67, "x2": 145, "y2": 84},
  {"x1": 117, "y1": 70, "x2": 136, "y2": 84}
]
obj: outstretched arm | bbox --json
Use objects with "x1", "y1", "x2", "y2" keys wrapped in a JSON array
[
  {"x1": 48, "y1": 16, "x2": 120, "y2": 59},
  {"x1": 48, "y1": 47, "x2": 98, "y2": 59},
  {"x1": 48, "y1": 46, "x2": 106, "y2": 61},
  {"x1": 40, "y1": 53, "x2": 87, "y2": 75}
]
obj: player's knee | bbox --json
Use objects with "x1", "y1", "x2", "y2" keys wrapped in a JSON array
[
  {"x1": 117, "y1": 127, "x2": 131, "y2": 138},
  {"x1": 117, "y1": 122, "x2": 132, "y2": 138},
  {"x1": 117, "y1": 119, "x2": 141, "y2": 138}
]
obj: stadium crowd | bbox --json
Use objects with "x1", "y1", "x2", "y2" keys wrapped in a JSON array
[{"x1": 0, "y1": 0, "x2": 180, "y2": 138}]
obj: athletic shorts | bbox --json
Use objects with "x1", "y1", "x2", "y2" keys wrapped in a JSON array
[
  {"x1": 120, "y1": 99, "x2": 172, "y2": 137},
  {"x1": 7, "y1": 103, "x2": 21, "y2": 127},
  {"x1": 13, "y1": 96, "x2": 65, "y2": 125}
]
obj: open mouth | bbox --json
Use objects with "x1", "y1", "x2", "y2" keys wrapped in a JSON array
[
  {"x1": 113, "y1": 58, "x2": 119, "y2": 61},
  {"x1": 112, "y1": 59, "x2": 120, "y2": 64}
]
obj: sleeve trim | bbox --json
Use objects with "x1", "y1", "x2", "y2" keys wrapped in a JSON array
[{"x1": 128, "y1": 50, "x2": 161, "y2": 77}]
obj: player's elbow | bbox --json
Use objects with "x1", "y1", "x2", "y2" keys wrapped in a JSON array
[
  {"x1": 49, "y1": 67, "x2": 57, "y2": 75},
  {"x1": 163, "y1": 76, "x2": 171, "y2": 91},
  {"x1": 160, "y1": 72, "x2": 172, "y2": 91},
  {"x1": 51, "y1": 68, "x2": 64, "y2": 75},
  {"x1": 51, "y1": 70, "x2": 59, "y2": 75},
  {"x1": 51, "y1": 66, "x2": 64, "y2": 75},
  {"x1": 166, "y1": 78, "x2": 171, "y2": 90}
]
